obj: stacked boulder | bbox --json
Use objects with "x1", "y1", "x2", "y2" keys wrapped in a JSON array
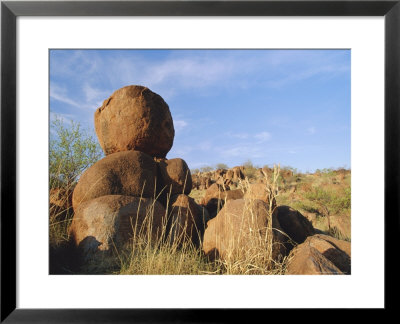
[{"x1": 69, "y1": 85, "x2": 206, "y2": 263}]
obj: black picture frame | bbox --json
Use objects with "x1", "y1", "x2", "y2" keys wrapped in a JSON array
[{"x1": 1, "y1": 0, "x2": 398, "y2": 321}]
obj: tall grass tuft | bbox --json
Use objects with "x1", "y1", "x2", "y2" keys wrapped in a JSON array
[{"x1": 213, "y1": 164, "x2": 290, "y2": 275}]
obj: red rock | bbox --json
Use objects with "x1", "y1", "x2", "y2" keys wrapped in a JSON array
[
  {"x1": 72, "y1": 151, "x2": 157, "y2": 210},
  {"x1": 203, "y1": 199, "x2": 287, "y2": 262},
  {"x1": 157, "y1": 158, "x2": 192, "y2": 195},
  {"x1": 168, "y1": 194, "x2": 205, "y2": 247},
  {"x1": 273, "y1": 205, "x2": 315, "y2": 245},
  {"x1": 94, "y1": 85, "x2": 174, "y2": 158},
  {"x1": 69, "y1": 195, "x2": 167, "y2": 261},
  {"x1": 286, "y1": 234, "x2": 351, "y2": 274}
]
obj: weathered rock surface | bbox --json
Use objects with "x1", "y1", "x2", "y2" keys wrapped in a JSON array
[
  {"x1": 69, "y1": 195, "x2": 167, "y2": 261},
  {"x1": 94, "y1": 85, "x2": 174, "y2": 158},
  {"x1": 286, "y1": 234, "x2": 351, "y2": 275},
  {"x1": 329, "y1": 215, "x2": 351, "y2": 239},
  {"x1": 203, "y1": 199, "x2": 287, "y2": 262},
  {"x1": 72, "y1": 151, "x2": 157, "y2": 210},
  {"x1": 244, "y1": 183, "x2": 277, "y2": 208},
  {"x1": 231, "y1": 166, "x2": 245, "y2": 181},
  {"x1": 201, "y1": 183, "x2": 244, "y2": 219},
  {"x1": 168, "y1": 194, "x2": 207, "y2": 247},
  {"x1": 286, "y1": 245, "x2": 343, "y2": 275},
  {"x1": 273, "y1": 205, "x2": 315, "y2": 245},
  {"x1": 201, "y1": 183, "x2": 225, "y2": 205},
  {"x1": 157, "y1": 158, "x2": 192, "y2": 195}
]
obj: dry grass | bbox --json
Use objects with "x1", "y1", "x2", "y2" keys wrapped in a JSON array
[
  {"x1": 49, "y1": 183, "x2": 75, "y2": 247},
  {"x1": 49, "y1": 165, "x2": 350, "y2": 274},
  {"x1": 189, "y1": 188, "x2": 206, "y2": 204},
  {"x1": 208, "y1": 165, "x2": 291, "y2": 275}
]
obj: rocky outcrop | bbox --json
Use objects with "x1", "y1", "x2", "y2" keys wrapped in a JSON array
[
  {"x1": 157, "y1": 158, "x2": 192, "y2": 195},
  {"x1": 94, "y1": 85, "x2": 174, "y2": 158},
  {"x1": 201, "y1": 183, "x2": 244, "y2": 219},
  {"x1": 273, "y1": 205, "x2": 315, "y2": 245},
  {"x1": 72, "y1": 150, "x2": 157, "y2": 210},
  {"x1": 244, "y1": 183, "x2": 276, "y2": 207},
  {"x1": 69, "y1": 85, "x2": 197, "y2": 265},
  {"x1": 69, "y1": 195, "x2": 167, "y2": 261},
  {"x1": 167, "y1": 194, "x2": 207, "y2": 247}
]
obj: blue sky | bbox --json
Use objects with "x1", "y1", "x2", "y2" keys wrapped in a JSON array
[{"x1": 50, "y1": 49, "x2": 350, "y2": 172}]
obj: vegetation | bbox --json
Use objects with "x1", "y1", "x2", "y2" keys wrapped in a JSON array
[
  {"x1": 50, "y1": 116, "x2": 103, "y2": 189},
  {"x1": 49, "y1": 126, "x2": 350, "y2": 273},
  {"x1": 275, "y1": 167, "x2": 351, "y2": 240},
  {"x1": 215, "y1": 163, "x2": 229, "y2": 170},
  {"x1": 199, "y1": 165, "x2": 213, "y2": 173},
  {"x1": 242, "y1": 159, "x2": 259, "y2": 180},
  {"x1": 49, "y1": 116, "x2": 103, "y2": 247}
]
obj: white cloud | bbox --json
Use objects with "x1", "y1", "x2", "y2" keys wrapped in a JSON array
[
  {"x1": 254, "y1": 131, "x2": 271, "y2": 142},
  {"x1": 230, "y1": 132, "x2": 249, "y2": 139},
  {"x1": 143, "y1": 56, "x2": 235, "y2": 89},
  {"x1": 198, "y1": 141, "x2": 212, "y2": 151},
  {"x1": 188, "y1": 161, "x2": 211, "y2": 168},
  {"x1": 220, "y1": 145, "x2": 263, "y2": 159},
  {"x1": 170, "y1": 146, "x2": 193, "y2": 156},
  {"x1": 307, "y1": 127, "x2": 316, "y2": 135},
  {"x1": 50, "y1": 84, "x2": 80, "y2": 108},
  {"x1": 174, "y1": 119, "x2": 188, "y2": 132},
  {"x1": 50, "y1": 111, "x2": 75, "y2": 124},
  {"x1": 50, "y1": 49, "x2": 350, "y2": 106},
  {"x1": 50, "y1": 83, "x2": 99, "y2": 110},
  {"x1": 221, "y1": 146, "x2": 243, "y2": 157},
  {"x1": 83, "y1": 84, "x2": 111, "y2": 109}
]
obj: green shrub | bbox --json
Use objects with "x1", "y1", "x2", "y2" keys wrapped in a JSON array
[
  {"x1": 50, "y1": 115, "x2": 103, "y2": 189},
  {"x1": 200, "y1": 165, "x2": 213, "y2": 173},
  {"x1": 215, "y1": 163, "x2": 229, "y2": 170},
  {"x1": 242, "y1": 159, "x2": 258, "y2": 180},
  {"x1": 49, "y1": 115, "x2": 103, "y2": 246},
  {"x1": 304, "y1": 187, "x2": 351, "y2": 215}
]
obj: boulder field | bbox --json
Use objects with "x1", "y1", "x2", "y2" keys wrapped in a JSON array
[{"x1": 66, "y1": 84, "x2": 350, "y2": 274}]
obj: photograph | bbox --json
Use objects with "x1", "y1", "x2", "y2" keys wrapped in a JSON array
[{"x1": 49, "y1": 49, "x2": 352, "y2": 275}]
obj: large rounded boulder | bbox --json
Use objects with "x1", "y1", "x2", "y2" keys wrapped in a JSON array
[
  {"x1": 69, "y1": 195, "x2": 167, "y2": 261},
  {"x1": 202, "y1": 199, "x2": 287, "y2": 263},
  {"x1": 157, "y1": 158, "x2": 192, "y2": 196},
  {"x1": 94, "y1": 85, "x2": 175, "y2": 158},
  {"x1": 167, "y1": 194, "x2": 207, "y2": 247},
  {"x1": 201, "y1": 183, "x2": 244, "y2": 219},
  {"x1": 244, "y1": 183, "x2": 276, "y2": 208},
  {"x1": 72, "y1": 150, "x2": 157, "y2": 210},
  {"x1": 273, "y1": 205, "x2": 315, "y2": 245}
]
